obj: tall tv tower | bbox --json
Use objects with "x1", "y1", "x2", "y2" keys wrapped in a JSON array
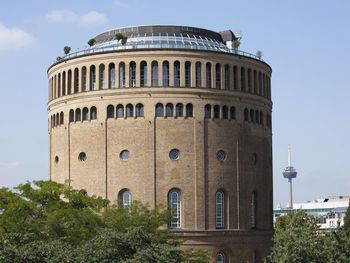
[{"x1": 283, "y1": 145, "x2": 297, "y2": 209}]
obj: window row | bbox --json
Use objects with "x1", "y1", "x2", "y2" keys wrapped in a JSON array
[
  {"x1": 68, "y1": 106, "x2": 97, "y2": 123},
  {"x1": 49, "y1": 61, "x2": 271, "y2": 100},
  {"x1": 204, "y1": 104, "x2": 236, "y2": 120},
  {"x1": 155, "y1": 103, "x2": 193, "y2": 118},
  {"x1": 107, "y1": 104, "x2": 144, "y2": 119},
  {"x1": 243, "y1": 108, "x2": 272, "y2": 128},
  {"x1": 50, "y1": 112, "x2": 64, "y2": 128}
]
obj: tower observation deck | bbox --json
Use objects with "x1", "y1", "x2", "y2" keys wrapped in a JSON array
[{"x1": 283, "y1": 145, "x2": 298, "y2": 208}]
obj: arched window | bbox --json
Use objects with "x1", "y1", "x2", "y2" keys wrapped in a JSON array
[
  {"x1": 258, "y1": 72, "x2": 262, "y2": 95},
  {"x1": 126, "y1": 104, "x2": 133, "y2": 118},
  {"x1": 108, "y1": 63, "x2": 115, "y2": 89},
  {"x1": 119, "y1": 189, "x2": 132, "y2": 208},
  {"x1": 155, "y1": 103, "x2": 164, "y2": 117},
  {"x1": 75, "y1": 108, "x2": 81, "y2": 122},
  {"x1": 206, "y1": 63, "x2": 211, "y2": 88},
  {"x1": 60, "y1": 112, "x2": 64, "y2": 125},
  {"x1": 260, "y1": 111, "x2": 264, "y2": 125},
  {"x1": 230, "y1": 106, "x2": 236, "y2": 120},
  {"x1": 251, "y1": 191, "x2": 257, "y2": 229},
  {"x1": 107, "y1": 105, "x2": 115, "y2": 119},
  {"x1": 54, "y1": 76, "x2": 57, "y2": 98},
  {"x1": 186, "y1": 103, "x2": 193, "y2": 117},
  {"x1": 175, "y1": 103, "x2": 183, "y2": 117},
  {"x1": 195, "y1": 62, "x2": 201, "y2": 88},
  {"x1": 52, "y1": 115, "x2": 55, "y2": 127},
  {"x1": 244, "y1": 108, "x2": 249, "y2": 121},
  {"x1": 136, "y1": 103, "x2": 144, "y2": 117},
  {"x1": 56, "y1": 113, "x2": 59, "y2": 126},
  {"x1": 253, "y1": 70, "x2": 257, "y2": 94},
  {"x1": 57, "y1": 73, "x2": 61, "y2": 97},
  {"x1": 168, "y1": 189, "x2": 181, "y2": 229},
  {"x1": 116, "y1": 104, "x2": 124, "y2": 118},
  {"x1": 90, "y1": 65, "x2": 96, "y2": 90},
  {"x1": 224, "y1": 65, "x2": 230, "y2": 90},
  {"x1": 163, "y1": 61, "x2": 169, "y2": 87},
  {"x1": 90, "y1": 106, "x2": 97, "y2": 120},
  {"x1": 174, "y1": 61, "x2": 180, "y2": 87},
  {"x1": 215, "y1": 191, "x2": 224, "y2": 229},
  {"x1": 69, "y1": 109, "x2": 74, "y2": 123},
  {"x1": 213, "y1": 105, "x2": 220, "y2": 119},
  {"x1": 119, "y1": 62, "x2": 125, "y2": 88},
  {"x1": 74, "y1": 68, "x2": 79, "y2": 93},
  {"x1": 82, "y1": 107, "x2": 89, "y2": 121},
  {"x1": 185, "y1": 61, "x2": 191, "y2": 87},
  {"x1": 262, "y1": 74, "x2": 266, "y2": 97},
  {"x1": 204, "y1": 104, "x2": 211, "y2": 119},
  {"x1": 62, "y1": 71, "x2": 66, "y2": 96},
  {"x1": 81, "y1": 67, "x2": 87, "y2": 91},
  {"x1": 67, "y1": 69, "x2": 72, "y2": 94},
  {"x1": 233, "y1": 66, "x2": 238, "y2": 90},
  {"x1": 248, "y1": 68, "x2": 252, "y2": 92},
  {"x1": 140, "y1": 61, "x2": 147, "y2": 87},
  {"x1": 250, "y1": 109, "x2": 255, "y2": 123},
  {"x1": 241, "y1": 67, "x2": 246, "y2": 91},
  {"x1": 216, "y1": 252, "x2": 225, "y2": 263},
  {"x1": 99, "y1": 64, "x2": 105, "y2": 90},
  {"x1": 222, "y1": 106, "x2": 228, "y2": 119},
  {"x1": 215, "y1": 64, "x2": 221, "y2": 89},
  {"x1": 166, "y1": 103, "x2": 173, "y2": 117},
  {"x1": 255, "y1": 110, "x2": 259, "y2": 124},
  {"x1": 151, "y1": 61, "x2": 158, "y2": 87},
  {"x1": 129, "y1": 61, "x2": 136, "y2": 87}
]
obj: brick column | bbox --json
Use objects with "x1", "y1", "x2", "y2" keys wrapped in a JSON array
[{"x1": 180, "y1": 60, "x2": 185, "y2": 87}]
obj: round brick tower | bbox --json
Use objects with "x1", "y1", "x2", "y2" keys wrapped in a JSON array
[{"x1": 48, "y1": 25, "x2": 273, "y2": 262}]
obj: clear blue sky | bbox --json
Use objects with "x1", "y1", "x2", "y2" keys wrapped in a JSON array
[{"x1": 0, "y1": 0, "x2": 349, "y2": 205}]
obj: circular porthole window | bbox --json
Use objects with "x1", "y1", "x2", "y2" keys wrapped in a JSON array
[
  {"x1": 252, "y1": 153, "x2": 258, "y2": 165},
  {"x1": 55, "y1": 156, "x2": 59, "y2": 164},
  {"x1": 216, "y1": 150, "x2": 226, "y2": 161},
  {"x1": 169, "y1": 149, "x2": 180, "y2": 160},
  {"x1": 78, "y1": 152, "x2": 87, "y2": 162},
  {"x1": 120, "y1": 150, "x2": 130, "y2": 161}
]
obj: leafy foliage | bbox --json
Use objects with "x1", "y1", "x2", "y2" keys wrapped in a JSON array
[
  {"x1": 0, "y1": 181, "x2": 209, "y2": 262},
  {"x1": 63, "y1": 46, "x2": 71, "y2": 55},
  {"x1": 231, "y1": 38, "x2": 241, "y2": 49},
  {"x1": 343, "y1": 201, "x2": 350, "y2": 235},
  {"x1": 87, "y1": 38, "x2": 96, "y2": 47},
  {"x1": 115, "y1": 33, "x2": 128, "y2": 45}
]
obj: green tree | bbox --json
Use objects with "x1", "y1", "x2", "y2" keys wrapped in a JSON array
[
  {"x1": 87, "y1": 38, "x2": 96, "y2": 47},
  {"x1": 63, "y1": 46, "x2": 71, "y2": 55},
  {"x1": 115, "y1": 33, "x2": 128, "y2": 45},
  {"x1": 0, "y1": 181, "x2": 210, "y2": 262},
  {"x1": 231, "y1": 38, "x2": 241, "y2": 50},
  {"x1": 343, "y1": 201, "x2": 350, "y2": 234}
]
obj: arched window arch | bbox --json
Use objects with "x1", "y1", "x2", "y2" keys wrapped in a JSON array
[
  {"x1": 251, "y1": 191, "x2": 257, "y2": 229},
  {"x1": 99, "y1": 64, "x2": 105, "y2": 90},
  {"x1": 129, "y1": 61, "x2": 136, "y2": 88},
  {"x1": 151, "y1": 61, "x2": 158, "y2": 87},
  {"x1": 215, "y1": 191, "x2": 225, "y2": 229},
  {"x1": 82, "y1": 107, "x2": 89, "y2": 121},
  {"x1": 258, "y1": 72, "x2": 262, "y2": 95},
  {"x1": 230, "y1": 106, "x2": 236, "y2": 120},
  {"x1": 222, "y1": 105, "x2": 228, "y2": 119},
  {"x1": 262, "y1": 74, "x2": 266, "y2": 97},
  {"x1": 175, "y1": 103, "x2": 183, "y2": 117},
  {"x1": 67, "y1": 69, "x2": 72, "y2": 94},
  {"x1": 56, "y1": 113, "x2": 59, "y2": 126},
  {"x1": 81, "y1": 67, "x2": 87, "y2": 91},
  {"x1": 116, "y1": 104, "x2": 124, "y2": 118},
  {"x1": 57, "y1": 73, "x2": 61, "y2": 97},
  {"x1": 216, "y1": 252, "x2": 225, "y2": 263},
  {"x1": 108, "y1": 63, "x2": 115, "y2": 89},
  {"x1": 244, "y1": 108, "x2": 249, "y2": 121},
  {"x1": 60, "y1": 112, "x2": 64, "y2": 125},
  {"x1": 62, "y1": 71, "x2": 66, "y2": 96},
  {"x1": 186, "y1": 103, "x2": 193, "y2": 117},
  {"x1": 255, "y1": 110, "x2": 259, "y2": 124},
  {"x1": 54, "y1": 76, "x2": 57, "y2": 98},
  {"x1": 74, "y1": 68, "x2": 79, "y2": 93},
  {"x1": 168, "y1": 189, "x2": 181, "y2": 229},
  {"x1": 52, "y1": 115, "x2": 56, "y2": 127},
  {"x1": 119, "y1": 189, "x2": 132, "y2": 208},
  {"x1": 90, "y1": 65, "x2": 96, "y2": 90},
  {"x1": 185, "y1": 61, "x2": 191, "y2": 87},
  {"x1": 136, "y1": 103, "x2": 144, "y2": 117},
  {"x1": 174, "y1": 61, "x2": 180, "y2": 87},
  {"x1": 140, "y1": 61, "x2": 147, "y2": 87},
  {"x1": 75, "y1": 108, "x2": 81, "y2": 122},
  {"x1": 162, "y1": 61, "x2": 169, "y2": 87},
  {"x1": 69, "y1": 109, "x2": 74, "y2": 123},
  {"x1": 250, "y1": 109, "x2": 255, "y2": 123},
  {"x1": 247, "y1": 68, "x2": 252, "y2": 92},
  {"x1": 233, "y1": 66, "x2": 238, "y2": 90},
  {"x1": 107, "y1": 105, "x2": 115, "y2": 119},
  {"x1": 241, "y1": 67, "x2": 246, "y2": 92},
  {"x1": 166, "y1": 103, "x2": 173, "y2": 117},
  {"x1": 90, "y1": 106, "x2": 97, "y2": 120},
  {"x1": 213, "y1": 105, "x2": 220, "y2": 119},
  {"x1": 215, "y1": 64, "x2": 221, "y2": 89},
  {"x1": 204, "y1": 104, "x2": 211, "y2": 119},
  {"x1": 206, "y1": 62, "x2": 212, "y2": 88},
  {"x1": 224, "y1": 64, "x2": 230, "y2": 90},
  {"x1": 119, "y1": 62, "x2": 125, "y2": 88},
  {"x1": 195, "y1": 62, "x2": 201, "y2": 88},
  {"x1": 155, "y1": 103, "x2": 164, "y2": 117},
  {"x1": 260, "y1": 111, "x2": 264, "y2": 125},
  {"x1": 126, "y1": 104, "x2": 133, "y2": 118}
]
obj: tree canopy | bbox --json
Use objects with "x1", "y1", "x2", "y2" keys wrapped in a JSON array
[{"x1": 0, "y1": 181, "x2": 210, "y2": 262}]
